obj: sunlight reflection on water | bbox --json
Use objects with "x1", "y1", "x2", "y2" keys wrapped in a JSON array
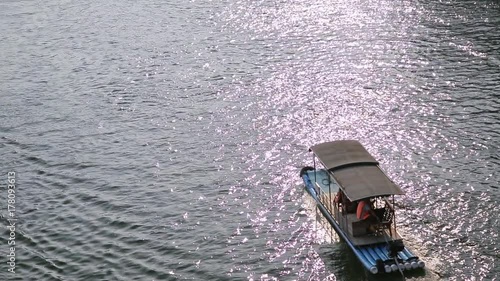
[
  {"x1": 218, "y1": 0, "x2": 499, "y2": 279},
  {"x1": 1, "y1": 0, "x2": 498, "y2": 279}
]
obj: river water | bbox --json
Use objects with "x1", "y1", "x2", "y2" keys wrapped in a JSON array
[{"x1": 0, "y1": 0, "x2": 498, "y2": 280}]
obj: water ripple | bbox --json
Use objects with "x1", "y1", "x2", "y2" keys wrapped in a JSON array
[{"x1": 1, "y1": 0, "x2": 499, "y2": 280}]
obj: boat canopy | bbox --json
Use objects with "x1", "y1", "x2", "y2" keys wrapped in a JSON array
[{"x1": 309, "y1": 140, "x2": 404, "y2": 201}]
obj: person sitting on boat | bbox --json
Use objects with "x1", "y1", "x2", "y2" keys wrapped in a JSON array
[
  {"x1": 335, "y1": 191, "x2": 357, "y2": 213},
  {"x1": 357, "y1": 199, "x2": 378, "y2": 232}
]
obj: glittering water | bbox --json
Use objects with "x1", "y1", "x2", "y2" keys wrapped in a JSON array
[{"x1": 1, "y1": 0, "x2": 499, "y2": 280}]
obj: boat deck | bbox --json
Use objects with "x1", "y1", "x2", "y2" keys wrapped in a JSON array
[
  {"x1": 307, "y1": 169, "x2": 339, "y2": 194},
  {"x1": 338, "y1": 213, "x2": 402, "y2": 246},
  {"x1": 307, "y1": 169, "x2": 402, "y2": 246}
]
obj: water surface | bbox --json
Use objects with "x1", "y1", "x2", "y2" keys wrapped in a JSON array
[{"x1": 0, "y1": 0, "x2": 498, "y2": 280}]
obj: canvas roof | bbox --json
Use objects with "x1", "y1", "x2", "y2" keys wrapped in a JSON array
[
  {"x1": 309, "y1": 140, "x2": 379, "y2": 171},
  {"x1": 309, "y1": 140, "x2": 404, "y2": 201}
]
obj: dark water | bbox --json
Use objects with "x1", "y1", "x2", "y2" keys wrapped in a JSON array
[{"x1": 1, "y1": 0, "x2": 499, "y2": 280}]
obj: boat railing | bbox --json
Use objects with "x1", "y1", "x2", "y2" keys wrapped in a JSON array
[
  {"x1": 383, "y1": 198, "x2": 394, "y2": 212},
  {"x1": 372, "y1": 199, "x2": 396, "y2": 235}
]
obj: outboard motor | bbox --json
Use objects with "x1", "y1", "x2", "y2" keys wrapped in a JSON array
[{"x1": 387, "y1": 240, "x2": 405, "y2": 258}]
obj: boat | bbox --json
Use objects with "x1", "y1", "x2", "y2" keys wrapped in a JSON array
[{"x1": 300, "y1": 140, "x2": 425, "y2": 274}]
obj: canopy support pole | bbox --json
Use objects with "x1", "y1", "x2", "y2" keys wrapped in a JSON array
[
  {"x1": 392, "y1": 195, "x2": 396, "y2": 230},
  {"x1": 313, "y1": 155, "x2": 317, "y2": 194}
]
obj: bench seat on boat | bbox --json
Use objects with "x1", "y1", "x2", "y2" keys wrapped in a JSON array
[
  {"x1": 347, "y1": 208, "x2": 392, "y2": 237},
  {"x1": 347, "y1": 214, "x2": 370, "y2": 237}
]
